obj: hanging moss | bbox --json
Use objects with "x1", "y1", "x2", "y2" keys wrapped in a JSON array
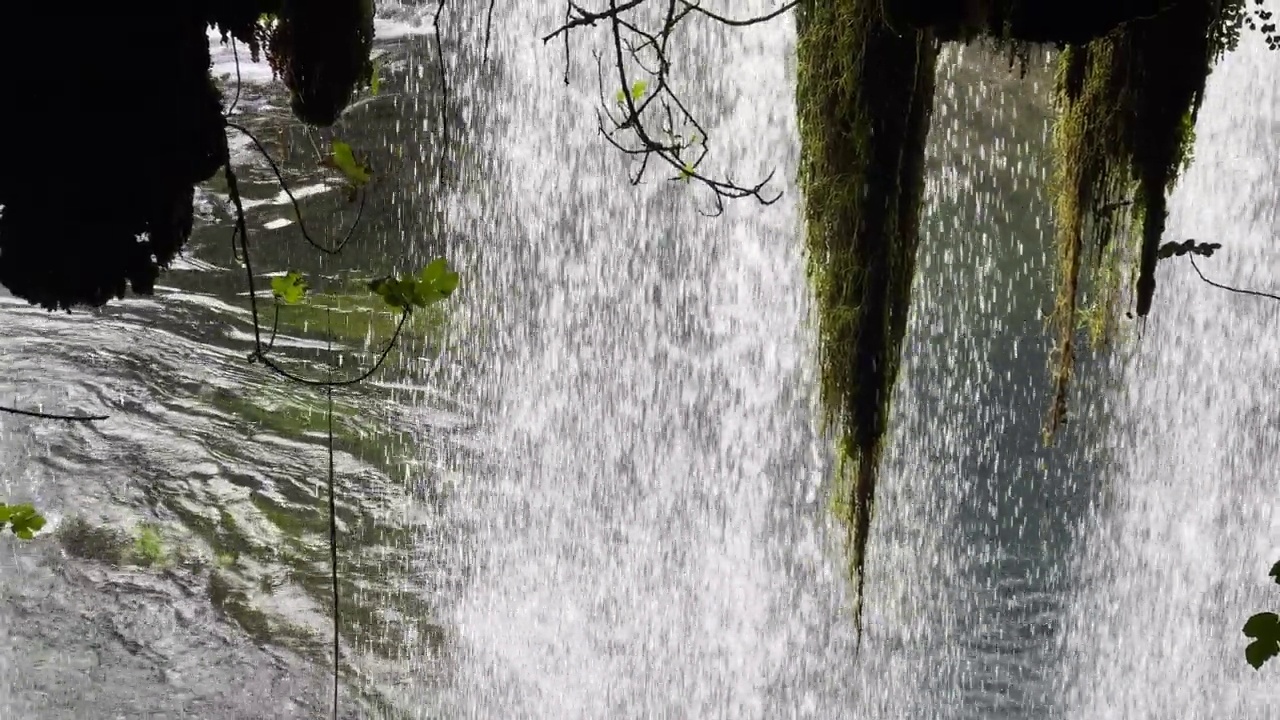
[
  {"x1": 267, "y1": 0, "x2": 376, "y2": 127},
  {"x1": 796, "y1": 0, "x2": 940, "y2": 632},
  {"x1": 1044, "y1": 0, "x2": 1243, "y2": 438},
  {"x1": 884, "y1": 0, "x2": 1177, "y2": 45}
]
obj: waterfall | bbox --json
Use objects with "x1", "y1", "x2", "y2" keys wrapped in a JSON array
[{"x1": 1060, "y1": 32, "x2": 1280, "y2": 720}]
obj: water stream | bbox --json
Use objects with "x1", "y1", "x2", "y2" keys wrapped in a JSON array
[{"x1": 0, "y1": 3, "x2": 1275, "y2": 718}]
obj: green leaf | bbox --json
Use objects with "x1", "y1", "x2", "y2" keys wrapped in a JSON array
[
  {"x1": 325, "y1": 141, "x2": 371, "y2": 187},
  {"x1": 1244, "y1": 612, "x2": 1280, "y2": 638},
  {"x1": 271, "y1": 272, "x2": 308, "y2": 305},
  {"x1": 1248, "y1": 638, "x2": 1280, "y2": 669},
  {"x1": 368, "y1": 258, "x2": 459, "y2": 313},
  {"x1": 616, "y1": 80, "x2": 648, "y2": 104},
  {"x1": 1244, "y1": 612, "x2": 1280, "y2": 669},
  {"x1": 419, "y1": 258, "x2": 460, "y2": 297},
  {"x1": 0, "y1": 504, "x2": 12, "y2": 523},
  {"x1": 679, "y1": 163, "x2": 694, "y2": 182},
  {"x1": 368, "y1": 276, "x2": 414, "y2": 311},
  {"x1": 4, "y1": 504, "x2": 45, "y2": 540}
]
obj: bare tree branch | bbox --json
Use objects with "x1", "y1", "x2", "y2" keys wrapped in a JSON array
[{"x1": 550, "y1": 0, "x2": 788, "y2": 213}]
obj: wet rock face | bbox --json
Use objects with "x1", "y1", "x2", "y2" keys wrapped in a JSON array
[
  {"x1": 884, "y1": 0, "x2": 1176, "y2": 45},
  {"x1": 0, "y1": 8, "x2": 227, "y2": 311}
]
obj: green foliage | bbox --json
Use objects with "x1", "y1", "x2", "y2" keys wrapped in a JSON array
[
  {"x1": 323, "y1": 140, "x2": 371, "y2": 188},
  {"x1": 0, "y1": 503, "x2": 46, "y2": 539},
  {"x1": 133, "y1": 524, "x2": 167, "y2": 566},
  {"x1": 615, "y1": 79, "x2": 648, "y2": 104},
  {"x1": 1156, "y1": 239, "x2": 1221, "y2": 261},
  {"x1": 271, "y1": 271, "x2": 309, "y2": 305},
  {"x1": 367, "y1": 258, "x2": 460, "y2": 313},
  {"x1": 1245, "y1": 560, "x2": 1280, "y2": 669}
]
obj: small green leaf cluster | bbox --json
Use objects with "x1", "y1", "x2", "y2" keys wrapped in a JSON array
[
  {"x1": 1157, "y1": 239, "x2": 1222, "y2": 261},
  {"x1": 0, "y1": 503, "x2": 46, "y2": 539},
  {"x1": 615, "y1": 79, "x2": 648, "y2": 104},
  {"x1": 319, "y1": 140, "x2": 372, "y2": 201},
  {"x1": 1244, "y1": 560, "x2": 1280, "y2": 669},
  {"x1": 271, "y1": 271, "x2": 309, "y2": 305},
  {"x1": 367, "y1": 258, "x2": 459, "y2": 312},
  {"x1": 271, "y1": 258, "x2": 458, "y2": 314},
  {"x1": 133, "y1": 524, "x2": 167, "y2": 566}
]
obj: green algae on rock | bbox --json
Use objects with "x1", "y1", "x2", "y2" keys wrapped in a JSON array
[{"x1": 796, "y1": 0, "x2": 940, "y2": 634}]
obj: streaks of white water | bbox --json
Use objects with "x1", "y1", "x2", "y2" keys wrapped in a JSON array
[
  {"x1": 442, "y1": 2, "x2": 861, "y2": 718},
  {"x1": 1061, "y1": 35, "x2": 1280, "y2": 720}
]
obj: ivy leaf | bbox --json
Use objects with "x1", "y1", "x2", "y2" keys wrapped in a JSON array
[
  {"x1": 368, "y1": 258, "x2": 459, "y2": 313},
  {"x1": 1244, "y1": 612, "x2": 1280, "y2": 669},
  {"x1": 1, "y1": 504, "x2": 46, "y2": 540},
  {"x1": 271, "y1": 272, "x2": 308, "y2": 305},
  {"x1": 323, "y1": 141, "x2": 371, "y2": 187},
  {"x1": 368, "y1": 276, "x2": 413, "y2": 311},
  {"x1": 419, "y1": 258, "x2": 460, "y2": 297}
]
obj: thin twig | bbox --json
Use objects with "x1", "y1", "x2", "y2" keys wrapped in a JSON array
[
  {"x1": 326, "y1": 308, "x2": 340, "y2": 720},
  {"x1": 251, "y1": 313, "x2": 408, "y2": 387},
  {"x1": 225, "y1": 121, "x2": 367, "y2": 256},
  {"x1": 1189, "y1": 257, "x2": 1280, "y2": 303},
  {"x1": 226, "y1": 37, "x2": 244, "y2": 116},
  {"x1": 0, "y1": 405, "x2": 107, "y2": 422},
  {"x1": 434, "y1": 0, "x2": 451, "y2": 178},
  {"x1": 552, "y1": 0, "x2": 783, "y2": 211},
  {"x1": 484, "y1": 0, "x2": 498, "y2": 62},
  {"x1": 676, "y1": 0, "x2": 797, "y2": 26}
]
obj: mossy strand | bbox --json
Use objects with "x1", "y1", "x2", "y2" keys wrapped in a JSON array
[
  {"x1": 1044, "y1": 0, "x2": 1244, "y2": 438},
  {"x1": 796, "y1": 0, "x2": 939, "y2": 634}
]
